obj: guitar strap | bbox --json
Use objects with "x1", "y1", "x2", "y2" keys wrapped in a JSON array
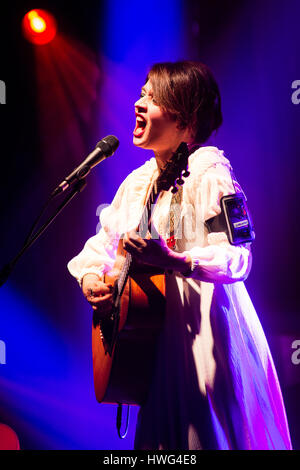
[
  {"x1": 166, "y1": 143, "x2": 199, "y2": 250},
  {"x1": 166, "y1": 184, "x2": 183, "y2": 251}
]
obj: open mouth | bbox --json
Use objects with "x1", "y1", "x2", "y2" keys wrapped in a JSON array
[{"x1": 133, "y1": 114, "x2": 147, "y2": 137}]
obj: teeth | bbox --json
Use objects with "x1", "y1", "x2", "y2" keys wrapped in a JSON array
[{"x1": 136, "y1": 116, "x2": 146, "y2": 128}]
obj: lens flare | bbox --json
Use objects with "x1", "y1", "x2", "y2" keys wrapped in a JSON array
[
  {"x1": 22, "y1": 9, "x2": 57, "y2": 45},
  {"x1": 30, "y1": 17, "x2": 46, "y2": 34}
]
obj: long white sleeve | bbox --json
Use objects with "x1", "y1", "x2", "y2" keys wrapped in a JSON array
[
  {"x1": 67, "y1": 157, "x2": 159, "y2": 286},
  {"x1": 67, "y1": 176, "x2": 128, "y2": 286},
  {"x1": 183, "y1": 159, "x2": 252, "y2": 284}
]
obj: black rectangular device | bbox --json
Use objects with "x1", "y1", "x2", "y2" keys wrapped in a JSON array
[{"x1": 205, "y1": 193, "x2": 255, "y2": 246}]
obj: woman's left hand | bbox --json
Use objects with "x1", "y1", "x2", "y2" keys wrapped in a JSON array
[{"x1": 122, "y1": 226, "x2": 192, "y2": 273}]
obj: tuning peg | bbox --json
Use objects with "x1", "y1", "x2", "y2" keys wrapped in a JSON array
[
  {"x1": 176, "y1": 177, "x2": 184, "y2": 185},
  {"x1": 171, "y1": 186, "x2": 178, "y2": 194},
  {"x1": 182, "y1": 170, "x2": 190, "y2": 177}
]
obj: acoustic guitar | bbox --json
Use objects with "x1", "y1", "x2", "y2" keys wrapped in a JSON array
[{"x1": 92, "y1": 142, "x2": 190, "y2": 405}]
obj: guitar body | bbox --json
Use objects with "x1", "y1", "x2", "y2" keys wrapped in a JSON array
[{"x1": 92, "y1": 239, "x2": 166, "y2": 405}]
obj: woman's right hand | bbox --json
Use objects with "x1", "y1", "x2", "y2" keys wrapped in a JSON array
[{"x1": 82, "y1": 273, "x2": 113, "y2": 317}]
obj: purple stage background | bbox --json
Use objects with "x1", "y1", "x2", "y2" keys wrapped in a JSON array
[{"x1": 0, "y1": 0, "x2": 299, "y2": 450}]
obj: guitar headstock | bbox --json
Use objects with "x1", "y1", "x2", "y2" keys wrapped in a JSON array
[{"x1": 157, "y1": 142, "x2": 190, "y2": 194}]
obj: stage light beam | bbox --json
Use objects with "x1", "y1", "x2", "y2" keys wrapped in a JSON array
[{"x1": 22, "y1": 9, "x2": 57, "y2": 45}]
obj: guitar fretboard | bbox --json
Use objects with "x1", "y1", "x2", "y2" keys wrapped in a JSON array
[{"x1": 117, "y1": 179, "x2": 161, "y2": 297}]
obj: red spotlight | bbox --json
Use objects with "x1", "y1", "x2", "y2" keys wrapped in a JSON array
[{"x1": 22, "y1": 9, "x2": 57, "y2": 45}]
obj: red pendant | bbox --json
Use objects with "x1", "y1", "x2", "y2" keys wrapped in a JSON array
[{"x1": 166, "y1": 235, "x2": 176, "y2": 250}]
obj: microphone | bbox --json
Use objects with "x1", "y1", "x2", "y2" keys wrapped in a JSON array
[{"x1": 51, "y1": 135, "x2": 119, "y2": 197}]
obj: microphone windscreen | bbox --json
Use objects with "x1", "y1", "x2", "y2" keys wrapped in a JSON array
[{"x1": 97, "y1": 135, "x2": 119, "y2": 157}]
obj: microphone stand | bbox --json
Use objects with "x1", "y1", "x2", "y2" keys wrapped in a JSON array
[{"x1": 0, "y1": 178, "x2": 87, "y2": 287}]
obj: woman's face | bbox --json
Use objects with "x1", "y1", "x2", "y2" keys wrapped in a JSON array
[{"x1": 133, "y1": 80, "x2": 188, "y2": 154}]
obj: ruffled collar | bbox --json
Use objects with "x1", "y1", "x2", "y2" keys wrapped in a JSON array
[
  {"x1": 101, "y1": 146, "x2": 231, "y2": 236},
  {"x1": 136, "y1": 145, "x2": 231, "y2": 177}
]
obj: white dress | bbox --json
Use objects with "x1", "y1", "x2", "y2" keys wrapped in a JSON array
[{"x1": 68, "y1": 146, "x2": 292, "y2": 450}]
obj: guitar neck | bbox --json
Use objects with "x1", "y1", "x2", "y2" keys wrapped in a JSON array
[
  {"x1": 138, "y1": 179, "x2": 161, "y2": 237},
  {"x1": 116, "y1": 180, "x2": 161, "y2": 297}
]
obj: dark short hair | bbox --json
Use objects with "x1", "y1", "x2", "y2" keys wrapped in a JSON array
[{"x1": 146, "y1": 61, "x2": 223, "y2": 144}]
